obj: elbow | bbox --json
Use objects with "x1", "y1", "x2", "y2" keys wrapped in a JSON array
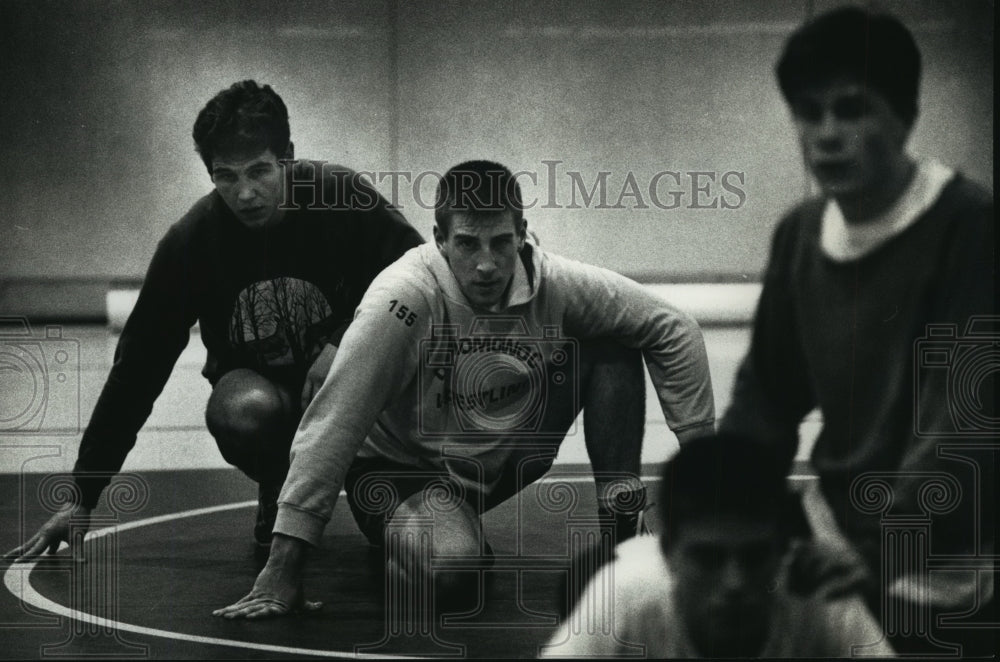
[
  {"x1": 662, "y1": 305, "x2": 707, "y2": 352},
  {"x1": 678, "y1": 306, "x2": 705, "y2": 337}
]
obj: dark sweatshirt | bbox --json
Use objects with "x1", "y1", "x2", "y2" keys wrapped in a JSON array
[
  {"x1": 73, "y1": 162, "x2": 424, "y2": 507},
  {"x1": 721, "y1": 174, "x2": 994, "y2": 571}
]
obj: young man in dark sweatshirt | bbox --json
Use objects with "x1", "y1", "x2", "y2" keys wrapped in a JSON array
[
  {"x1": 720, "y1": 7, "x2": 994, "y2": 656},
  {"x1": 6, "y1": 80, "x2": 424, "y2": 561}
]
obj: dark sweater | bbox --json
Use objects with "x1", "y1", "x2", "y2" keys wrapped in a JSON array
[
  {"x1": 721, "y1": 174, "x2": 995, "y2": 571},
  {"x1": 73, "y1": 162, "x2": 424, "y2": 507}
]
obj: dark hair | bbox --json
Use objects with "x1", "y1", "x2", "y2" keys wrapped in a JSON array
[
  {"x1": 434, "y1": 160, "x2": 525, "y2": 235},
  {"x1": 658, "y1": 433, "x2": 792, "y2": 549},
  {"x1": 776, "y1": 6, "x2": 921, "y2": 127},
  {"x1": 192, "y1": 80, "x2": 291, "y2": 174}
]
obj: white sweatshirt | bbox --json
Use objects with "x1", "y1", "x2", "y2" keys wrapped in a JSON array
[
  {"x1": 541, "y1": 535, "x2": 893, "y2": 658},
  {"x1": 275, "y1": 241, "x2": 715, "y2": 545}
]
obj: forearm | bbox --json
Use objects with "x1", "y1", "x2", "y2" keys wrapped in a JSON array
[
  {"x1": 588, "y1": 449, "x2": 645, "y2": 512},
  {"x1": 273, "y1": 407, "x2": 377, "y2": 546},
  {"x1": 74, "y1": 336, "x2": 189, "y2": 507},
  {"x1": 586, "y1": 438, "x2": 642, "y2": 478},
  {"x1": 584, "y1": 395, "x2": 647, "y2": 527},
  {"x1": 720, "y1": 215, "x2": 814, "y2": 459},
  {"x1": 74, "y1": 230, "x2": 195, "y2": 507},
  {"x1": 276, "y1": 287, "x2": 425, "y2": 545}
]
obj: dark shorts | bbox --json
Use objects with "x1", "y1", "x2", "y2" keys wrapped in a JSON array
[{"x1": 344, "y1": 453, "x2": 557, "y2": 546}]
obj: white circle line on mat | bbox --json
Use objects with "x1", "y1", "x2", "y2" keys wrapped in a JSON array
[
  {"x1": 5, "y1": 473, "x2": 816, "y2": 657},
  {"x1": 3, "y1": 499, "x2": 416, "y2": 659}
]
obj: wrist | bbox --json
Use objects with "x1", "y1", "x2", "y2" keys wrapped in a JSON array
[
  {"x1": 265, "y1": 533, "x2": 308, "y2": 574},
  {"x1": 60, "y1": 501, "x2": 90, "y2": 516},
  {"x1": 595, "y1": 482, "x2": 649, "y2": 543},
  {"x1": 313, "y1": 343, "x2": 338, "y2": 370},
  {"x1": 595, "y1": 478, "x2": 647, "y2": 514},
  {"x1": 675, "y1": 422, "x2": 715, "y2": 445}
]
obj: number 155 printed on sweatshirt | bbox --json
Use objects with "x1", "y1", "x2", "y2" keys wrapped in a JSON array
[{"x1": 388, "y1": 300, "x2": 418, "y2": 326}]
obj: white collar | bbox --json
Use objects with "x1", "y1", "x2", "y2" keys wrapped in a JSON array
[
  {"x1": 820, "y1": 159, "x2": 955, "y2": 261},
  {"x1": 501, "y1": 243, "x2": 535, "y2": 308}
]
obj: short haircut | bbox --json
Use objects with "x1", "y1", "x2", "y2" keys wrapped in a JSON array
[
  {"x1": 776, "y1": 6, "x2": 921, "y2": 127},
  {"x1": 192, "y1": 80, "x2": 291, "y2": 174},
  {"x1": 434, "y1": 160, "x2": 525, "y2": 235},
  {"x1": 658, "y1": 433, "x2": 792, "y2": 549}
]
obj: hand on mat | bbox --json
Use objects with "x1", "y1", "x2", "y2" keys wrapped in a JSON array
[
  {"x1": 213, "y1": 569, "x2": 322, "y2": 619},
  {"x1": 301, "y1": 342, "x2": 339, "y2": 410},
  {"x1": 4, "y1": 503, "x2": 91, "y2": 564},
  {"x1": 213, "y1": 538, "x2": 322, "y2": 619}
]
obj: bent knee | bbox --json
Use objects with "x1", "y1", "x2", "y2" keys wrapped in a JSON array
[
  {"x1": 389, "y1": 497, "x2": 483, "y2": 562},
  {"x1": 385, "y1": 556, "x2": 480, "y2": 609},
  {"x1": 205, "y1": 370, "x2": 291, "y2": 439}
]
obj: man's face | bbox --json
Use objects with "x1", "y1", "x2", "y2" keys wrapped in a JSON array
[
  {"x1": 211, "y1": 148, "x2": 285, "y2": 229},
  {"x1": 667, "y1": 514, "x2": 785, "y2": 657},
  {"x1": 434, "y1": 211, "x2": 525, "y2": 310},
  {"x1": 792, "y1": 79, "x2": 911, "y2": 206}
]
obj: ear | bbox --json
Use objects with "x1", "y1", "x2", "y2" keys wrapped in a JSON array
[
  {"x1": 432, "y1": 224, "x2": 446, "y2": 254},
  {"x1": 284, "y1": 141, "x2": 295, "y2": 160},
  {"x1": 658, "y1": 530, "x2": 673, "y2": 560},
  {"x1": 517, "y1": 217, "x2": 528, "y2": 250},
  {"x1": 896, "y1": 120, "x2": 914, "y2": 151}
]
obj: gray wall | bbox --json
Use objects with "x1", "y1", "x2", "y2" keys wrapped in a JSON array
[{"x1": 0, "y1": 0, "x2": 992, "y2": 319}]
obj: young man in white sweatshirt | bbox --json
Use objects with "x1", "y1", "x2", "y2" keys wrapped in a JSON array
[
  {"x1": 214, "y1": 160, "x2": 716, "y2": 619},
  {"x1": 542, "y1": 433, "x2": 892, "y2": 658}
]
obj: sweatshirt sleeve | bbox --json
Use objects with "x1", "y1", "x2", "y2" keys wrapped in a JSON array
[
  {"x1": 896, "y1": 186, "x2": 994, "y2": 553},
  {"x1": 719, "y1": 212, "x2": 817, "y2": 471},
  {"x1": 540, "y1": 536, "x2": 672, "y2": 658},
  {"x1": 273, "y1": 267, "x2": 432, "y2": 545},
  {"x1": 73, "y1": 223, "x2": 198, "y2": 508},
  {"x1": 539, "y1": 562, "x2": 629, "y2": 658},
  {"x1": 551, "y1": 254, "x2": 715, "y2": 443}
]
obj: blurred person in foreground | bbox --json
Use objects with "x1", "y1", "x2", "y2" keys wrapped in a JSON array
[{"x1": 542, "y1": 433, "x2": 893, "y2": 657}]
